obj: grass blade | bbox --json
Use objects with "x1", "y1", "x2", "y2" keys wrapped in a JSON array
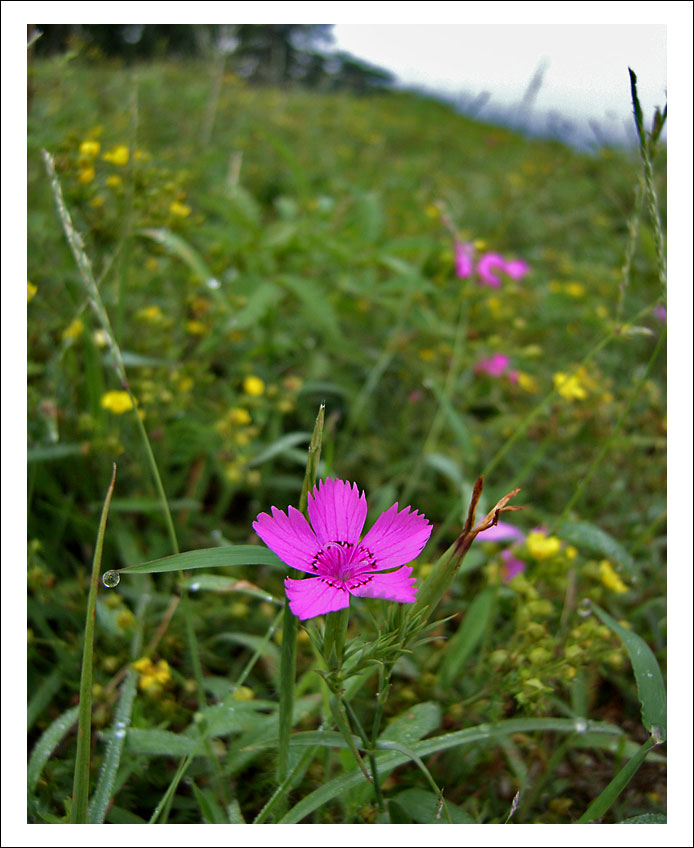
[
  {"x1": 591, "y1": 603, "x2": 666, "y2": 738},
  {"x1": 115, "y1": 545, "x2": 284, "y2": 576},
  {"x1": 27, "y1": 705, "x2": 80, "y2": 794}
]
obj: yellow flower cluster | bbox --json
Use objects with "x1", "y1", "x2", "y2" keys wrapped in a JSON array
[
  {"x1": 243, "y1": 375, "x2": 265, "y2": 396},
  {"x1": 526, "y1": 531, "x2": 562, "y2": 560},
  {"x1": 103, "y1": 145, "x2": 130, "y2": 166},
  {"x1": 136, "y1": 305, "x2": 164, "y2": 324},
  {"x1": 599, "y1": 560, "x2": 629, "y2": 594},
  {"x1": 101, "y1": 390, "x2": 134, "y2": 414},
  {"x1": 170, "y1": 200, "x2": 192, "y2": 217},
  {"x1": 133, "y1": 657, "x2": 172, "y2": 691},
  {"x1": 27, "y1": 281, "x2": 37, "y2": 302},
  {"x1": 553, "y1": 372, "x2": 587, "y2": 401},
  {"x1": 62, "y1": 318, "x2": 84, "y2": 341},
  {"x1": 79, "y1": 140, "x2": 101, "y2": 158}
]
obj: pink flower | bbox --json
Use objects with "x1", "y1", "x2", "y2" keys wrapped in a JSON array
[
  {"x1": 504, "y1": 258, "x2": 530, "y2": 280},
  {"x1": 253, "y1": 478, "x2": 432, "y2": 620},
  {"x1": 653, "y1": 305, "x2": 666, "y2": 323},
  {"x1": 479, "y1": 521, "x2": 525, "y2": 544},
  {"x1": 475, "y1": 353, "x2": 511, "y2": 378},
  {"x1": 475, "y1": 252, "x2": 507, "y2": 287},
  {"x1": 455, "y1": 242, "x2": 475, "y2": 278},
  {"x1": 501, "y1": 549, "x2": 527, "y2": 582}
]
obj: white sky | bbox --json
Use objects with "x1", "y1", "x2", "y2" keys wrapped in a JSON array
[{"x1": 331, "y1": 24, "x2": 667, "y2": 127}]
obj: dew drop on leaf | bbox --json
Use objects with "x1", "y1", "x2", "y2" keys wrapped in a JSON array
[{"x1": 102, "y1": 570, "x2": 120, "y2": 588}]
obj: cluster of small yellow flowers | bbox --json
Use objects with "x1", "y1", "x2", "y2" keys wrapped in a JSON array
[
  {"x1": 169, "y1": 199, "x2": 192, "y2": 217},
  {"x1": 102, "y1": 145, "x2": 130, "y2": 166},
  {"x1": 105, "y1": 174, "x2": 122, "y2": 189},
  {"x1": 185, "y1": 319, "x2": 208, "y2": 335},
  {"x1": 243, "y1": 375, "x2": 265, "y2": 396},
  {"x1": 564, "y1": 282, "x2": 586, "y2": 298},
  {"x1": 62, "y1": 318, "x2": 84, "y2": 341},
  {"x1": 599, "y1": 559, "x2": 629, "y2": 594},
  {"x1": 526, "y1": 531, "x2": 562, "y2": 561},
  {"x1": 79, "y1": 140, "x2": 101, "y2": 158},
  {"x1": 215, "y1": 406, "x2": 258, "y2": 449},
  {"x1": 276, "y1": 375, "x2": 303, "y2": 414},
  {"x1": 27, "y1": 281, "x2": 38, "y2": 302},
  {"x1": 553, "y1": 371, "x2": 587, "y2": 401},
  {"x1": 136, "y1": 304, "x2": 164, "y2": 324},
  {"x1": 515, "y1": 372, "x2": 540, "y2": 393},
  {"x1": 78, "y1": 166, "x2": 95, "y2": 184},
  {"x1": 101, "y1": 390, "x2": 134, "y2": 414},
  {"x1": 133, "y1": 657, "x2": 172, "y2": 693}
]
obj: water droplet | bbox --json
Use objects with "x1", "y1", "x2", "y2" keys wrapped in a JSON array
[
  {"x1": 647, "y1": 672, "x2": 653, "y2": 678},
  {"x1": 206, "y1": 277, "x2": 221, "y2": 290},
  {"x1": 189, "y1": 582, "x2": 200, "y2": 592},
  {"x1": 574, "y1": 718, "x2": 587, "y2": 733},
  {"x1": 102, "y1": 570, "x2": 120, "y2": 588},
  {"x1": 114, "y1": 728, "x2": 126, "y2": 739},
  {"x1": 651, "y1": 725, "x2": 666, "y2": 744},
  {"x1": 577, "y1": 598, "x2": 592, "y2": 617}
]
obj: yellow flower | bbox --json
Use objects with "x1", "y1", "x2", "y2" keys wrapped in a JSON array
[
  {"x1": 101, "y1": 390, "x2": 134, "y2": 414},
  {"x1": 93, "y1": 329, "x2": 109, "y2": 348},
  {"x1": 599, "y1": 560, "x2": 629, "y2": 594},
  {"x1": 102, "y1": 145, "x2": 129, "y2": 166},
  {"x1": 424, "y1": 203, "x2": 440, "y2": 219},
  {"x1": 565, "y1": 282, "x2": 585, "y2": 298},
  {"x1": 516, "y1": 371, "x2": 540, "y2": 393},
  {"x1": 177, "y1": 375, "x2": 194, "y2": 393},
  {"x1": 553, "y1": 372, "x2": 587, "y2": 401},
  {"x1": 136, "y1": 305, "x2": 163, "y2": 324},
  {"x1": 170, "y1": 200, "x2": 191, "y2": 217},
  {"x1": 565, "y1": 545, "x2": 578, "y2": 561},
  {"x1": 105, "y1": 174, "x2": 122, "y2": 188},
  {"x1": 418, "y1": 348, "x2": 435, "y2": 362},
  {"x1": 27, "y1": 281, "x2": 37, "y2": 302},
  {"x1": 78, "y1": 166, "x2": 95, "y2": 184},
  {"x1": 133, "y1": 656, "x2": 153, "y2": 673},
  {"x1": 153, "y1": 659, "x2": 171, "y2": 685},
  {"x1": 185, "y1": 320, "x2": 207, "y2": 335},
  {"x1": 243, "y1": 375, "x2": 265, "y2": 396},
  {"x1": 90, "y1": 195, "x2": 105, "y2": 209},
  {"x1": 229, "y1": 407, "x2": 252, "y2": 425},
  {"x1": 473, "y1": 238, "x2": 487, "y2": 251},
  {"x1": 62, "y1": 318, "x2": 84, "y2": 341},
  {"x1": 486, "y1": 296, "x2": 502, "y2": 317},
  {"x1": 232, "y1": 686, "x2": 255, "y2": 701},
  {"x1": 79, "y1": 140, "x2": 100, "y2": 158},
  {"x1": 526, "y1": 531, "x2": 562, "y2": 561}
]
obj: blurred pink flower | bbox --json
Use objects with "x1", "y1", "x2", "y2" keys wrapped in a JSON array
[
  {"x1": 653, "y1": 305, "x2": 667, "y2": 323},
  {"x1": 504, "y1": 258, "x2": 530, "y2": 280},
  {"x1": 479, "y1": 521, "x2": 525, "y2": 544},
  {"x1": 455, "y1": 242, "x2": 475, "y2": 278},
  {"x1": 475, "y1": 353, "x2": 511, "y2": 378},
  {"x1": 501, "y1": 549, "x2": 527, "y2": 581},
  {"x1": 476, "y1": 252, "x2": 507, "y2": 287}
]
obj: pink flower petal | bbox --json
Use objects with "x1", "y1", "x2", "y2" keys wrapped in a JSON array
[
  {"x1": 347, "y1": 565, "x2": 417, "y2": 603},
  {"x1": 360, "y1": 503, "x2": 432, "y2": 572},
  {"x1": 253, "y1": 505, "x2": 318, "y2": 574},
  {"x1": 479, "y1": 521, "x2": 525, "y2": 543},
  {"x1": 505, "y1": 259, "x2": 530, "y2": 280},
  {"x1": 455, "y1": 242, "x2": 475, "y2": 279},
  {"x1": 284, "y1": 576, "x2": 351, "y2": 620},
  {"x1": 307, "y1": 478, "x2": 367, "y2": 546},
  {"x1": 476, "y1": 253, "x2": 506, "y2": 287}
]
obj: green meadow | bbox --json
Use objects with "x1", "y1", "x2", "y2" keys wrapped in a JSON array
[{"x1": 27, "y1": 55, "x2": 666, "y2": 824}]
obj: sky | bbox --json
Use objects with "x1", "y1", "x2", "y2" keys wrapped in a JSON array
[{"x1": 330, "y1": 24, "x2": 667, "y2": 145}]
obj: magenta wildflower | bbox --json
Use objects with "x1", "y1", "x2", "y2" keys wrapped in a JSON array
[
  {"x1": 454, "y1": 242, "x2": 475, "y2": 279},
  {"x1": 476, "y1": 252, "x2": 507, "y2": 287},
  {"x1": 475, "y1": 353, "x2": 511, "y2": 378},
  {"x1": 501, "y1": 549, "x2": 527, "y2": 582},
  {"x1": 479, "y1": 521, "x2": 525, "y2": 544},
  {"x1": 253, "y1": 478, "x2": 432, "y2": 620},
  {"x1": 653, "y1": 305, "x2": 667, "y2": 323},
  {"x1": 504, "y1": 258, "x2": 530, "y2": 280}
]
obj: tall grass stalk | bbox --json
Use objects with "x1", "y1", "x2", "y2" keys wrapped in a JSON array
[{"x1": 70, "y1": 464, "x2": 117, "y2": 823}]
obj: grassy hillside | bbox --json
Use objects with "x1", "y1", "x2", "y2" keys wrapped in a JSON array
[{"x1": 27, "y1": 56, "x2": 666, "y2": 824}]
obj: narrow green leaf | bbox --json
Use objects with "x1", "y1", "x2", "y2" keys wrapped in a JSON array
[
  {"x1": 378, "y1": 701, "x2": 441, "y2": 746},
  {"x1": 190, "y1": 780, "x2": 226, "y2": 824},
  {"x1": 578, "y1": 737, "x2": 657, "y2": 823},
  {"x1": 138, "y1": 227, "x2": 215, "y2": 286},
  {"x1": 280, "y1": 717, "x2": 622, "y2": 823},
  {"x1": 27, "y1": 669, "x2": 63, "y2": 732},
  {"x1": 116, "y1": 545, "x2": 284, "y2": 576},
  {"x1": 126, "y1": 727, "x2": 201, "y2": 757},
  {"x1": 278, "y1": 275, "x2": 342, "y2": 340},
  {"x1": 246, "y1": 431, "x2": 312, "y2": 468},
  {"x1": 439, "y1": 588, "x2": 496, "y2": 689},
  {"x1": 620, "y1": 813, "x2": 667, "y2": 823},
  {"x1": 226, "y1": 281, "x2": 283, "y2": 330},
  {"x1": 392, "y1": 788, "x2": 474, "y2": 824},
  {"x1": 71, "y1": 464, "x2": 117, "y2": 823},
  {"x1": 591, "y1": 604, "x2": 666, "y2": 738},
  {"x1": 27, "y1": 443, "x2": 87, "y2": 463},
  {"x1": 556, "y1": 520, "x2": 638, "y2": 583},
  {"x1": 27, "y1": 705, "x2": 79, "y2": 792}
]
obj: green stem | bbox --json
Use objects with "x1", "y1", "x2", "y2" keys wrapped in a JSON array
[{"x1": 71, "y1": 464, "x2": 117, "y2": 823}]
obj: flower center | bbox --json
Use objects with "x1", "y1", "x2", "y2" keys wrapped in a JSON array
[{"x1": 311, "y1": 540, "x2": 377, "y2": 582}]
